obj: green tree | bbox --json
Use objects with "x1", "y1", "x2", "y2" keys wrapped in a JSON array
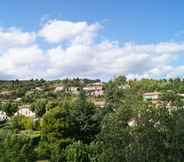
[
  {"x1": 98, "y1": 95, "x2": 138, "y2": 162},
  {"x1": 98, "y1": 98, "x2": 184, "y2": 162},
  {"x1": 31, "y1": 99, "x2": 47, "y2": 117},
  {"x1": 65, "y1": 141, "x2": 98, "y2": 162},
  {"x1": 0, "y1": 102, "x2": 18, "y2": 116},
  {"x1": 16, "y1": 87, "x2": 27, "y2": 97},
  {"x1": 0, "y1": 133, "x2": 36, "y2": 162},
  {"x1": 71, "y1": 91, "x2": 101, "y2": 143},
  {"x1": 105, "y1": 75, "x2": 128, "y2": 109},
  {"x1": 10, "y1": 115, "x2": 33, "y2": 130}
]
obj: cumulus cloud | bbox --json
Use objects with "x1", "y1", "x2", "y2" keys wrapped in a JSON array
[
  {"x1": 45, "y1": 41, "x2": 184, "y2": 80},
  {"x1": 0, "y1": 27, "x2": 35, "y2": 50},
  {"x1": 0, "y1": 19, "x2": 184, "y2": 80},
  {"x1": 0, "y1": 46, "x2": 48, "y2": 79},
  {"x1": 38, "y1": 19, "x2": 101, "y2": 45}
]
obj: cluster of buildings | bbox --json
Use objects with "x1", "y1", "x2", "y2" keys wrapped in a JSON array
[
  {"x1": 0, "y1": 90, "x2": 14, "y2": 97},
  {"x1": 3, "y1": 86, "x2": 184, "y2": 125},
  {"x1": 83, "y1": 82, "x2": 104, "y2": 97},
  {"x1": 143, "y1": 91, "x2": 184, "y2": 106},
  {"x1": 0, "y1": 105, "x2": 35, "y2": 123},
  {"x1": 54, "y1": 86, "x2": 81, "y2": 95},
  {"x1": 0, "y1": 82, "x2": 106, "y2": 122},
  {"x1": 54, "y1": 82, "x2": 105, "y2": 97},
  {"x1": 128, "y1": 91, "x2": 184, "y2": 127}
]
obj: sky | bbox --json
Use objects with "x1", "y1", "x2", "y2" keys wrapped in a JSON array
[{"x1": 0, "y1": 0, "x2": 184, "y2": 80}]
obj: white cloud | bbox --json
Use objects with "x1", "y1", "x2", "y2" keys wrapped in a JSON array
[
  {"x1": 0, "y1": 46, "x2": 48, "y2": 79},
  {"x1": 38, "y1": 19, "x2": 101, "y2": 45},
  {"x1": 0, "y1": 19, "x2": 184, "y2": 80},
  {"x1": 0, "y1": 27, "x2": 35, "y2": 50},
  {"x1": 45, "y1": 41, "x2": 184, "y2": 80},
  {"x1": 127, "y1": 65, "x2": 184, "y2": 80}
]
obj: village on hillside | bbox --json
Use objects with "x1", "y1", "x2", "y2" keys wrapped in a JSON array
[
  {"x1": 0, "y1": 79, "x2": 106, "y2": 122},
  {"x1": 0, "y1": 78, "x2": 184, "y2": 123}
]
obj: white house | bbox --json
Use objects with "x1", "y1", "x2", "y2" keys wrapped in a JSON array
[
  {"x1": 67, "y1": 87, "x2": 80, "y2": 95},
  {"x1": 128, "y1": 118, "x2": 137, "y2": 127},
  {"x1": 15, "y1": 97, "x2": 22, "y2": 102},
  {"x1": 177, "y1": 93, "x2": 184, "y2": 97},
  {"x1": 15, "y1": 105, "x2": 35, "y2": 118},
  {"x1": 118, "y1": 84, "x2": 130, "y2": 89},
  {"x1": 55, "y1": 86, "x2": 64, "y2": 92},
  {"x1": 0, "y1": 111, "x2": 8, "y2": 122}
]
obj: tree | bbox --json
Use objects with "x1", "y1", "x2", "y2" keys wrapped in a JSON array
[
  {"x1": 65, "y1": 141, "x2": 98, "y2": 162},
  {"x1": 31, "y1": 99, "x2": 47, "y2": 117},
  {"x1": 160, "y1": 90, "x2": 184, "y2": 107},
  {"x1": 105, "y1": 75, "x2": 128, "y2": 109},
  {"x1": 98, "y1": 94, "x2": 138, "y2": 162},
  {"x1": 41, "y1": 104, "x2": 72, "y2": 142},
  {"x1": 70, "y1": 91, "x2": 101, "y2": 143},
  {"x1": 0, "y1": 133, "x2": 36, "y2": 162},
  {"x1": 16, "y1": 87, "x2": 27, "y2": 97},
  {"x1": 0, "y1": 102, "x2": 18, "y2": 116},
  {"x1": 98, "y1": 96, "x2": 184, "y2": 162},
  {"x1": 10, "y1": 116, "x2": 33, "y2": 130}
]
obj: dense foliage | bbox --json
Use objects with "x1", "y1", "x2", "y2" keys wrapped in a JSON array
[{"x1": 0, "y1": 77, "x2": 184, "y2": 161}]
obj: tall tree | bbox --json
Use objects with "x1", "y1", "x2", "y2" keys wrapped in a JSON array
[{"x1": 71, "y1": 91, "x2": 101, "y2": 143}]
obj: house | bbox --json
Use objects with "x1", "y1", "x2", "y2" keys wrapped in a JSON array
[
  {"x1": 0, "y1": 111, "x2": 8, "y2": 122},
  {"x1": 67, "y1": 87, "x2": 80, "y2": 95},
  {"x1": 83, "y1": 82, "x2": 104, "y2": 97},
  {"x1": 128, "y1": 118, "x2": 137, "y2": 127},
  {"x1": 177, "y1": 93, "x2": 184, "y2": 97},
  {"x1": 15, "y1": 105, "x2": 35, "y2": 118},
  {"x1": 35, "y1": 87, "x2": 43, "y2": 91},
  {"x1": 15, "y1": 97, "x2": 22, "y2": 102},
  {"x1": 143, "y1": 92, "x2": 160, "y2": 101},
  {"x1": 55, "y1": 86, "x2": 80, "y2": 95},
  {"x1": 0, "y1": 91, "x2": 13, "y2": 96},
  {"x1": 144, "y1": 92, "x2": 184, "y2": 108},
  {"x1": 118, "y1": 84, "x2": 130, "y2": 89},
  {"x1": 93, "y1": 100, "x2": 105, "y2": 108},
  {"x1": 55, "y1": 86, "x2": 64, "y2": 92}
]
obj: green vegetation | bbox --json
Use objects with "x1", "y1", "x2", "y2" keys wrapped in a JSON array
[{"x1": 0, "y1": 77, "x2": 184, "y2": 161}]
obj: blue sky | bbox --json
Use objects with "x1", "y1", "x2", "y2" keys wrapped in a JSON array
[
  {"x1": 0, "y1": 0, "x2": 184, "y2": 80},
  {"x1": 1, "y1": 0, "x2": 184, "y2": 42}
]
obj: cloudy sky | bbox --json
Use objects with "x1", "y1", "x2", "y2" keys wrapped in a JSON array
[{"x1": 0, "y1": 0, "x2": 184, "y2": 80}]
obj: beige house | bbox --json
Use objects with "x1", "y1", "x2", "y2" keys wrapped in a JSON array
[
  {"x1": 143, "y1": 92, "x2": 161, "y2": 104},
  {"x1": 93, "y1": 100, "x2": 105, "y2": 108},
  {"x1": 0, "y1": 91, "x2": 13, "y2": 96},
  {"x1": 177, "y1": 93, "x2": 184, "y2": 97},
  {"x1": 35, "y1": 87, "x2": 43, "y2": 91},
  {"x1": 15, "y1": 105, "x2": 35, "y2": 118},
  {"x1": 55, "y1": 86, "x2": 64, "y2": 92},
  {"x1": 83, "y1": 82, "x2": 104, "y2": 97},
  {"x1": 143, "y1": 92, "x2": 160, "y2": 100}
]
